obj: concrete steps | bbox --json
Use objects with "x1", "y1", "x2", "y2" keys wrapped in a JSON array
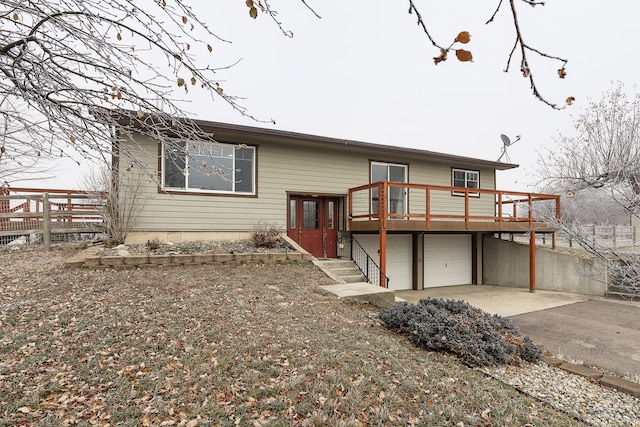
[
  {"x1": 315, "y1": 259, "x2": 396, "y2": 308},
  {"x1": 316, "y1": 259, "x2": 367, "y2": 283}
]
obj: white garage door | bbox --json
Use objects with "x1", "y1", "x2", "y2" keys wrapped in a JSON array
[
  {"x1": 353, "y1": 234, "x2": 412, "y2": 291},
  {"x1": 424, "y1": 234, "x2": 472, "y2": 287}
]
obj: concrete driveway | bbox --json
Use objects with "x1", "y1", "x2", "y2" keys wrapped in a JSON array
[
  {"x1": 394, "y1": 285, "x2": 592, "y2": 317},
  {"x1": 395, "y1": 285, "x2": 640, "y2": 379}
]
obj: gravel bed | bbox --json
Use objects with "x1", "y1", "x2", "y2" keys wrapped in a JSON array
[
  {"x1": 481, "y1": 362, "x2": 640, "y2": 426},
  {"x1": 99, "y1": 239, "x2": 294, "y2": 256}
]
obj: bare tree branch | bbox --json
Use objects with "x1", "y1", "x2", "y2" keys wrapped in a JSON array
[
  {"x1": 537, "y1": 83, "x2": 640, "y2": 296},
  {"x1": 0, "y1": 0, "x2": 277, "y2": 184},
  {"x1": 409, "y1": 0, "x2": 571, "y2": 109},
  {"x1": 407, "y1": 0, "x2": 444, "y2": 51}
]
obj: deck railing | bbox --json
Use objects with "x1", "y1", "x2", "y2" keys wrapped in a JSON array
[
  {"x1": 348, "y1": 182, "x2": 560, "y2": 231},
  {"x1": 0, "y1": 187, "x2": 106, "y2": 247}
]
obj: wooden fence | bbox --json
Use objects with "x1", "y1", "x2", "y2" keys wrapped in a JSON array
[
  {"x1": 501, "y1": 225, "x2": 640, "y2": 249},
  {"x1": 0, "y1": 188, "x2": 106, "y2": 248}
]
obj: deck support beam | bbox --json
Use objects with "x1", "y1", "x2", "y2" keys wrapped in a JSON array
[
  {"x1": 379, "y1": 230, "x2": 387, "y2": 288},
  {"x1": 529, "y1": 231, "x2": 536, "y2": 293}
]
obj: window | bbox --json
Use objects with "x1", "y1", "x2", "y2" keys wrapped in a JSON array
[
  {"x1": 289, "y1": 199, "x2": 296, "y2": 230},
  {"x1": 162, "y1": 141, "x2": 255, "y2": 194},
  {"x1": 303, "y1": 201, "x2": 319, "y2": 230},
  {"x1": 370, "y1": 162, "x2": 408, "y2": 215},
  {"x1": 327, "y1": 201, "x2": 335, "y2": 229},
  {"x1": 452, "y1": 168, "x2": 479, "y2": 196}
]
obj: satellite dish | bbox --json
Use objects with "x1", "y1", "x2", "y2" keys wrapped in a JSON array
[{"x1": 497, "y1": 134, "x2": 521, "y2": 162}]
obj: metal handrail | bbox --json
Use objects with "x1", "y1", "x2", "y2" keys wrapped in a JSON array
[{"x1": 351, "y1": 236, "x2": 390, "y2": 288}]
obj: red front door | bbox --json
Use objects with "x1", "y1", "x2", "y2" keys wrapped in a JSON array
[{"x1": 288, "y1": 196, "x2": 338, "y2": 258}]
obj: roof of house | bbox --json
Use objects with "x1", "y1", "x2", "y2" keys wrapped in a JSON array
[
  {"x1": 118, "y1": 110, "x2": 518, "y2": 171},
  {"x1": 192, "y1": 119, "x2": 519, "y2": 171}
]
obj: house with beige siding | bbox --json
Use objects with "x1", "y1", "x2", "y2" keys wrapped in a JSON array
[{"x1": 118, "y1": 118, "x2": 560, "y2": 291}]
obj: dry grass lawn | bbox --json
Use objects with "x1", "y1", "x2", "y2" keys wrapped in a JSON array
[{"x1": 0, "y1": 246, "x2": 585, "y2": 426}]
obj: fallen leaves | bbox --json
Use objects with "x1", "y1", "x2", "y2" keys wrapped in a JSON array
[{"x1": 0, "y1": 247, "x2": 584, "y2": 426}]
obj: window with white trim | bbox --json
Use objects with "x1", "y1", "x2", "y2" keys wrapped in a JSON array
[
  {"x1": 452, "y1": 168, "x2": 479, "y2": 196},
  {"x1": 370, "y1": 161, "x2": 408, "y2": 215},
  {"x1": 162, "y1": 141, "x2": 255, "y2": 194}
]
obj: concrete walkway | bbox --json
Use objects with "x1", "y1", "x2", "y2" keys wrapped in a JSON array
[{"x1": 394, "y1": 285, "x2": 592, "y2": 317}]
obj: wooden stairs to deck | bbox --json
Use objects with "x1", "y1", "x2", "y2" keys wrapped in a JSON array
[{"x1": 316, "y1": 259, "x2": 367, "y2": 284}]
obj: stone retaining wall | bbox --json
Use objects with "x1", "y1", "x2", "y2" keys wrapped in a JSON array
[{"x1": 66, "y1": 251, "x2": 313, "y2": 269}]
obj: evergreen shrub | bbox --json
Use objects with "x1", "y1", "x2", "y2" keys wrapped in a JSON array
[{"x1": 379, "y1": 298, "x2": 542, "y2": 366}]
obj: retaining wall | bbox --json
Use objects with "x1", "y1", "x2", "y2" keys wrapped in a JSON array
[
  {"x1": 483, "y1": 236, "x2": 607, "y2": 296},
  {"x1": 66, "y1": 250, "x2": 312, "y2": 269}
]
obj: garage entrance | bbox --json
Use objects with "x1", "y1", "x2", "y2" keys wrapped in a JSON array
[{"x1": 424, "y1": 234, "x2": 472, "y2": 287}]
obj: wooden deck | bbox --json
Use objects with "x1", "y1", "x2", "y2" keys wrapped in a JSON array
[{"x1": 348, "y1": 182, "x2": 560, "y2": 233}]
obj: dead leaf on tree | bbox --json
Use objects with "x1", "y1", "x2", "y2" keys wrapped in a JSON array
[
  {"x1": 558, "y1": 67, "x2": 567, "y2": 79},
  {"x1": 455, "y1": 49, "x2": 473, "y2": 62},
  {"x1": 454, "y1": 31, "x2": 471, "y2": 44},
  {"x1": 434, "y1": 48, "x2": 447, "y2": 65}
]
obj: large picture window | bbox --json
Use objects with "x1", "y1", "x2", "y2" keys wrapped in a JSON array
[
  {"x1": 163, "y1": 141, "x2": 255, "y2": 194},
  {"x1": 452, "y1": 168, "x2": 479, "y2": 196}
]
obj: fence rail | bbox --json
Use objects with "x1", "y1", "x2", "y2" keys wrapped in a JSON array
[
  {"x1": 0, "y1": 188, "x2": 106, "y2": 248},
  {"x1": 499, "y1": 224, "x2": 640, "y2": 249}
]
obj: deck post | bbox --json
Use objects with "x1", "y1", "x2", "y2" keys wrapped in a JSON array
[
  {"x1": 379, "y1": 230, "x2": 387, "y2": 288},
  {"x1": 529, "y1": 231, "x2": 536, "y2": 293},
  {"x1": 498, "y1": 192, "x2": 503, "y2": 230},
  {"x1": 43, "y1": 193, "x2": 51, "y2": 250}
]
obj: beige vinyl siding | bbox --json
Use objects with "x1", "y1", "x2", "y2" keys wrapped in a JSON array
[
  {"x1": 123, "y1": 134, "x2": 498, "y2": 233},
  {"x1": 125, "y1": 136, "x2": 369, "y2": 233},
  {"x1": 401, "y1": 163, "x2": 496, "y2": 221}
]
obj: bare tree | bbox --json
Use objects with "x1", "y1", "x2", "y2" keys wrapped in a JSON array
[
  {"x1": 548, "y1": 188, "x2": 630, "y2": 226},
  {"x1": 539, "y1": 83, "x2": 640, "y2": 215},
  {"x1": 0, "y1": 0, "x2": 573, "y2": 185},
  {"x1": 82, "y1": 166, "x2": 148, "y2": 245},
  {"x1": 0, "y1": 0, "x2": 287, "y2": 183},
  {"x1": 538, "y1": 83, "x2": 640, "y2": 296}
]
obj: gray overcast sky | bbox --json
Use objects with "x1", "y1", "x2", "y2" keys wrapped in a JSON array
[{"x1": 38, "y1": 1, "x2": 640, "y2": 191}]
